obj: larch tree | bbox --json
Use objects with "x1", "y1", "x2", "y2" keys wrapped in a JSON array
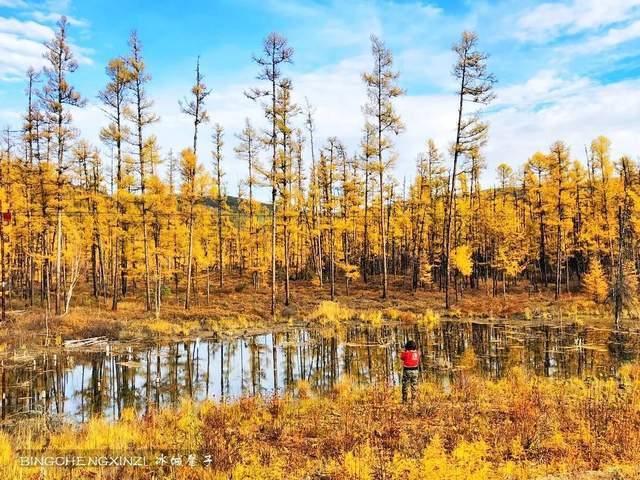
[
  {"x1": 126, "y1": 31, "x2": 158, "y2": 312},
  {"x1": 304, "y1": 99, "x2": 323, "y2": 286},
  {"x1": 526, "y1": 152, "x2": 549, "y2": 286},
  {"x1": 165, "y1": 149, "x2": 182, "y2": 299},
  {"x1": 570, "y1": 159, "x2": 587, "y2": 277},
  {"x1": 338, "y1": 145, "x2": 360, "y2": 296},
  {"x1": 590, "y1": 135, "x2": 616, "y2": 266},
  {"x1": 491, "y1": 169, "x2": 526, "y2": 297},
  {"x1": 28, "y1": 90, "x2": 55, "y2": 311},
  {"x1": 212, "y1": 124, "x2": 225, "y2": 289},
  {"x1": 466, "y1": 145, "x2": 486, "y2": 288},
  {"x1": 275, "y1": 77, "x2": 299, "y2": 306},
  {"x1": 180, "y1": 147, "x2": 203, "y2": 308},
  {"x1": 292, "y1": 128, "x2": 307, "y2": 280},
  {"x1": 74, "y1": 141, "x2": 106, "y2": 301},
  {"x1": 611, "y1": 156, "x2": 638, "y2": 323},
  {"x1": 145, "y1": 138, "x2": 166, "y2": 317},
  {"x1": 362, "y1": 34, "x2": 404, "y2": 299},
  {"x1": 497, "y1": 163, "x2": 513, "y2": 205},
  {"x1": 181, "y1": 57, "x2": 211, "y2": 307},
  {"x1": 22, "y1": 67, "x2": 41, "y2": 306},
  {"x1": 547, "y1": 141, "x2": 572, "y2": 300},
  {"x1": 180, "y1": 57, "x2": 211, "y2": 157},
  {"x1": 583, "y1": 257, "x2": 607, "y2": 303},
  {"x1": 235, "y1": 118, "x2": 262, "y2": 288},
  {"x1": 360, "y1": 122, "x2": 376, "y2": 284},
  {"x1": 246, "y1": 32, "x2": 293, "y2": 316},
  {"x1": 410, "y1": 139, "x2": 444, "y2": 290},
  {"x1": 444, "y1": 31, "x2": 495, "y2": 309},
  {"x1": 24, "y1": 68, "x2": 41, "y2": 168},
  {"x1": 99, "y1": 56, "x2": 132, "y2": 310},
  {"x1": 40, "y1": 16, "x2": 85, "y2": 315},
  {"x1": 319, "y1": 138, "x2": 341, "y2": 300}
]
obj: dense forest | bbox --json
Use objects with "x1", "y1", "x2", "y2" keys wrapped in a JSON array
[{"x1": 0, "y1": 18, "x2": 638, "y2": 323}]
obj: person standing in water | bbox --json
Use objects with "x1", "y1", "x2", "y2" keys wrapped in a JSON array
[{"x1": 400, "y1": 340, "x2": 420, "y2": 404}]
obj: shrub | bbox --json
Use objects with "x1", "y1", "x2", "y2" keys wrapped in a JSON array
[
  {"x1": 308, "y1": 301, "x2": 355, "y2": 325},
  {"x1": 583, "y1": 258, "x2": 608, "y2": 304}
]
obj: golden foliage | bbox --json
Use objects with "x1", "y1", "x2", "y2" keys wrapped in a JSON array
[
  {"x1": 583, "y1": 258, "x2": 608, "y2": 304},
  {"x1": 451, "y1": 244, "x2": 473, "y2": 276},
  {"x1": 417, "y1": 310, "x2": 440, "y2": 330},
  {"x1": 307, "y1": 301, "x2": 355, "y2": 325}
]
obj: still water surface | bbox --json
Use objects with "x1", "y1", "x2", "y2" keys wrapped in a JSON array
[{"x1": 1, "y1": 319, "x2": 638, "y2": 423}]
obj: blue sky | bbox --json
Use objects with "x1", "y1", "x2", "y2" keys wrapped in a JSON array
[{"x1": 1, "y1": 0, "x2": 640, "y2": 195}]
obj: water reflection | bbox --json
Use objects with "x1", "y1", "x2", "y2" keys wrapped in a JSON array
[{"x1": 1, "y1": 320, "x2": 638, "y2": 423}]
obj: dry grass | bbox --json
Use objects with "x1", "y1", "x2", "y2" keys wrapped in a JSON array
[
  {"x1": 1, "y1": 275, "x2": 615, "y2": 348},
  {"x1": 1, "y1": 365, "x2": 639, "y2": 479}
]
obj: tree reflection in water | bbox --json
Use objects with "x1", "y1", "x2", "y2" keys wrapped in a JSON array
[{"x1": 0, "y1": 320, "x2": 637, "y2": 423}]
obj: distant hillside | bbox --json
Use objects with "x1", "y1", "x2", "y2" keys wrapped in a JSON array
[{"x1": 200, "y1": 195, "x2": 271, "y2": 211}]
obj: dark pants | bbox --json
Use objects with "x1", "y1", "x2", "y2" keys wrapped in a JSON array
[{"x1": 402, "y1": 368, "x2": 418, "y2": 403}]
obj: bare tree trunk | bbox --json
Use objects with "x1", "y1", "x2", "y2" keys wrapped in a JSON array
[
  {"x1": 445, "y1": 67, "x2": 465, "y2": 310},
  {"x1": 55, "y1": 210, "x2": 62, "y2": 315},
  {"x1": 64, "y1": 252, "x2": 81, "y2": 314},
  {"x1": 270, "y1": 70, "x2": 277, "y2": 316},
  {"x1": 378, "y1": 105, "x2": 388, "y2": 299},
  {"x1": 185, "y1": 207, "x2": 194, "y2": 309},
  {"x1": 363, "y1": 155, "x2": 370, "y2": 284},
  {"x1": 218, "y1": 201, "x2": 223, "y2": 288}
]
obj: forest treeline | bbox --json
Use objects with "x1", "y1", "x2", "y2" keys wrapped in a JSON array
[{"x1": 0, "y1": 18, "x2": 638, "y2": 320}]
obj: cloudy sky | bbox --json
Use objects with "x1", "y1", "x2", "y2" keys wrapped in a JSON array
[{"x1": 0, "y1": 0, "x2": 639, "y2": 197}]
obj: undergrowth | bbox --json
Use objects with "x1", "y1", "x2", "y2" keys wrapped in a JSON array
[{"x1": 1, "y1": 365, "x2": 639, "y2": 479}]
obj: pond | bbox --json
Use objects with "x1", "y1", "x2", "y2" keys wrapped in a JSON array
[{"x1": 1, "y1": 319, "x2": 639, "y2": 424}]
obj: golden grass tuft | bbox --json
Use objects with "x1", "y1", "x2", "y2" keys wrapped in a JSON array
[{"x1": 307, "y1": 301, "x2": 355, "y2": 325}]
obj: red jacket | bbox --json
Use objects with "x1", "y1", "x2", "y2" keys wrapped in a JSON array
[{"x1": 400, "y1": 349, "x2": 420, "y2": 369}]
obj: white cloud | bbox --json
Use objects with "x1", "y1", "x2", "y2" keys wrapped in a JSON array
[
  {"x1": 0, "y1": 13, "x2": 92, "y2": 81},
  {"x1": 514, "y1": 0, "x2": 640, "y2": 42},
  {"x1": 45, "y1": 0, "x2": 71, "y2": 10},
  {"x1": 485, "y1": 74, "x2": 640, "y2": 182},
  {"x1": 31, "y1": 11, "x2": 89, "y2": 28},
  {"x1": 568, "y1": 18, "x2": 640, "y2": 53},
  {"x1": 74, "y1": 55, "x2": 368, "y2": 199},
  {"x1": 495, "y1": 69, "x2": 591, "y2": 107},
  {"x1": 0, "y1": 108, "x2": 21, "y2": 123},
  {"x1": 0, "y1": 0, "x2": 27, "y2": 7},
  {"x1": 1, "y1": 0, "x2": 637, "y2": 196},
  {"x1": 71, "y1": 59, "x2": 640, "y2": 199},
  {"x1": 396, "y1": 47, "x2": 456, "y2": 90},
  {"x1": 0, "y1": 17, "x2": 54, "y2": 41},
  {"x1": 70, "y1": 43, "x2": 93, "y2": 65},
  {"x1": 0, "y1": 32, "x2": 49, "y2": 81}
]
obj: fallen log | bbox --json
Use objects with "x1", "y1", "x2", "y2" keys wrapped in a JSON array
[{"x1": 63, "y1": 336, "x2": 108, "y2": 349}]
